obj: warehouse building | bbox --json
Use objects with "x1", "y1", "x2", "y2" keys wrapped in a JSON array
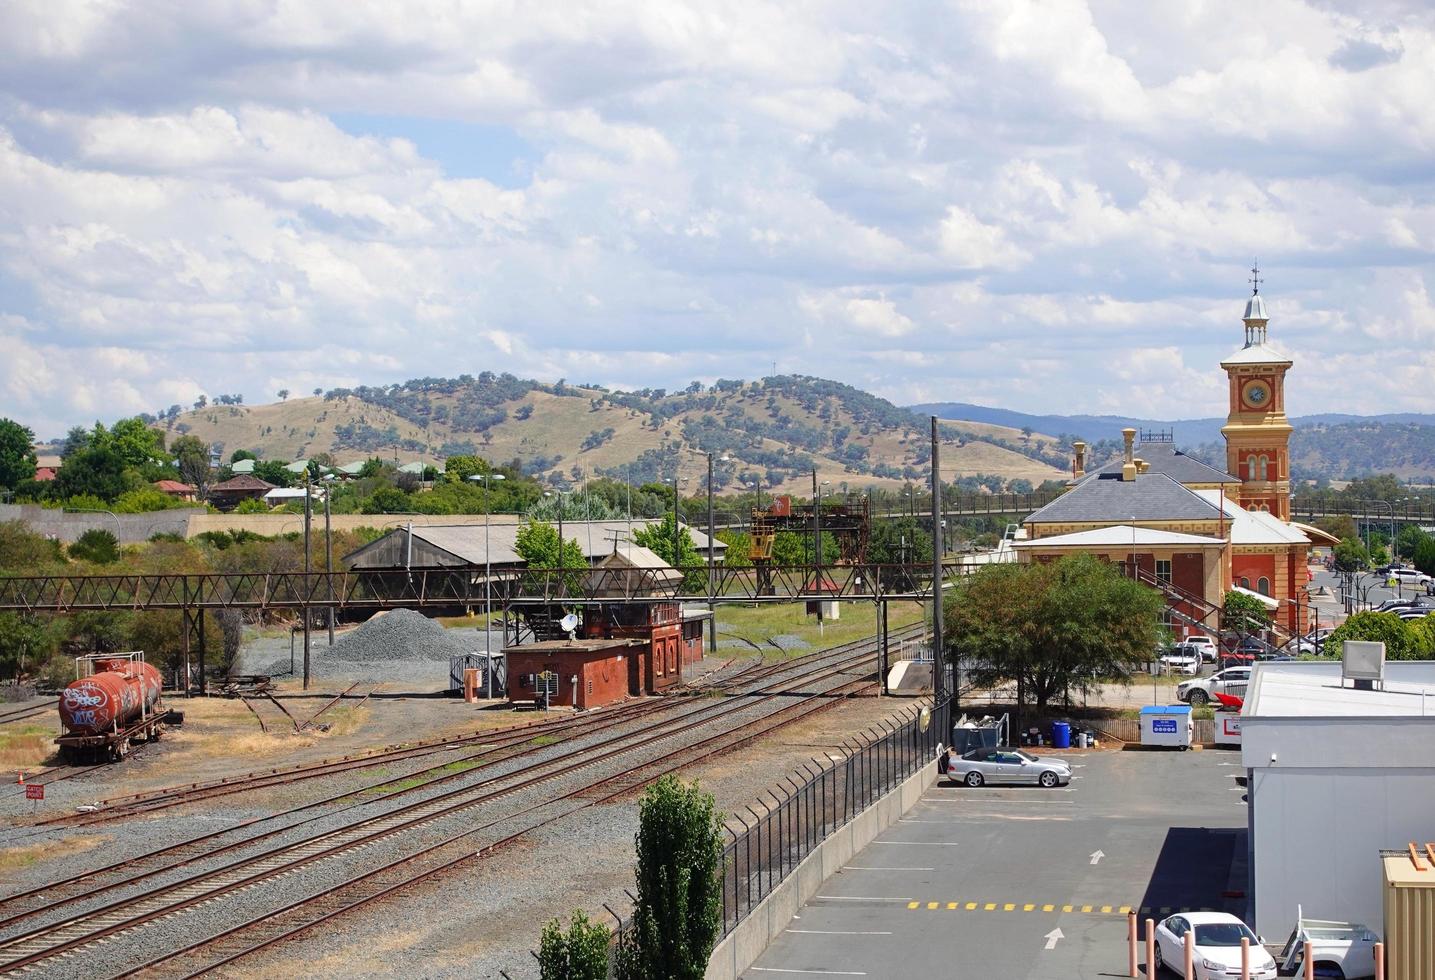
[{"x1": 1241, "y1": 659, "x2": 1435, "y2": 938}]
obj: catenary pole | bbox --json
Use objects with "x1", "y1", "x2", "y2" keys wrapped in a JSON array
[
  {"x1": 706, "y1": 451, "x2": 717, "y2": 654},
  {"x1": 303, "y1": 475, "x2": 312, "y2": 691},
  {"x1": 930, "y1": 416, "x2": 945, "y2": 704}
]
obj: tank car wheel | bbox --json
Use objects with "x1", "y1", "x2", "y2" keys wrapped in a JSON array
[{"x1": 150, "y1": 725, "x2": 163, "y2": 742}]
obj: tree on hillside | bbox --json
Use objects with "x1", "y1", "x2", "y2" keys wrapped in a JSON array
[
  {"x1": 277, "y1": 389, "x2": 290, "y2": 401},
  {"x1": 0, "y1": 418, "x2": 37, "y2": 489},
  {"x1": 615, "y1": 776, "x2": 723, "y2": 980},
  {"x1": 944, "y1": 554, "x2": 1165, "y2": 710},
  {"x1": 313, "y1": 387, "x2": 322, "y2": 397}
]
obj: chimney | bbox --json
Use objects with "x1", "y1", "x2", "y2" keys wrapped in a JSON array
[
  {"x1": 1072, "y1": 441, "x2": 1087, "y2": 480},
  {"x1": 1121, "y1": 428, "x2": 1137, "y2": 481},
  {"x1": 1135, "y1": 458, "x2": 1149, "y2": 475}
]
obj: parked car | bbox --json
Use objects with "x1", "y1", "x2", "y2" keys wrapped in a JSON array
[
  {"x1": 1153, "y1": 912, "x2": 1277, "y2": 980},
  {"x1": 1182, "y1": 635, "x2": 1218, "y2": 662},
  {"x1": 1177, "y1": 666, "x2": 1251, "y2": 706},
  {"x1": 940, "y1": 746, "x2": 1071, "y2": 788},
  {"x1": 1159, "y1": 648, "x2": 1201, "y2": 675},
  {"x1": 1389, "y1": 567, "x2": 1432, "y2": 586},
  {"x1": 1395, "y1": 607, "x2": 1434, "y2": 621}
]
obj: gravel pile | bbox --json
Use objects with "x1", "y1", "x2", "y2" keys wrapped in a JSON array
[{"x1": 328, "y1": 609, "x2": 474, "y2": 664}]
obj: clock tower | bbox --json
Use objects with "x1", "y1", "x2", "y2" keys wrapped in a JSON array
[{"x1": 1220, "y1": 270, "x2": 1293, "y2": 520}]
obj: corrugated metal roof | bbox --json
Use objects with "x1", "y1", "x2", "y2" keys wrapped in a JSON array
[
  {"x1": 1025, "y1": 473, "x2": 1222, "y2": 524},
  {"x1": 344, "y1": 520, "x2": 725, "y2": 569},
  {"x1": 1194, "y1": 490, "x2": 1310, "y2": 545},
  {"x1": 1016, "y1": 526, "x2": 1223, "y2": 548},
  {"x1": 1079, "y1": 441, "x2": 1238, "y2": 486}
]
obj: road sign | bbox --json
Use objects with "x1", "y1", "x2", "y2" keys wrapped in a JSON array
[{"x1": 25, "y1": 784, "x2": 43, "y2": 801}]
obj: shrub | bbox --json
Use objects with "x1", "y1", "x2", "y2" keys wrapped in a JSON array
[
  {"x1": 69, "y1": 529, "x2": 120, "y2": 565},
  {"x1": 1326, "y1": 611, "x2": 1417, "y2": 660},
  {"x1": 537, "y1": 910, "x2": 611, "y2": 980}
]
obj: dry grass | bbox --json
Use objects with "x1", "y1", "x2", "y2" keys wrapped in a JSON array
[
  {"x1": 0, "y1": 725, "x2": 58, "y2": 769},
  {"x1": 716, "y1": 600, "x2": 927, "y2": 660},
  {"x1": 317, "y1": 705, "x2": 369, "y2": 738},
  {"x1": 0, "y1": 834, "x2": 108, "y2": 873}
]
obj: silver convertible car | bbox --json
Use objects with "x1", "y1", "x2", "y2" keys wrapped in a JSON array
[{"x1": 939, "y1": 746, "x2": 1072, "y2": 788}]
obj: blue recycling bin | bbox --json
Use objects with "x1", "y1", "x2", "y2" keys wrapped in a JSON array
[{"x1": 1051, "y1": 721, "x2": 1071, "y2": 749}]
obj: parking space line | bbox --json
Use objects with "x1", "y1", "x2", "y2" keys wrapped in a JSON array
[
  {"x1": 751, "y1": 969, "x2": 868, "y2": 976},
  {"x1": 901, "y1": 901, "x2": 1157, "y2": 916},
  {"x1": 844, "y1": 866, "x2": 934, "y2": 871},
  {"x1": 816, "y1": 895, "x2": 913, "y2": 902},
  {"x1": 785, "y1": 930, "x2": 893, "y2": 936},
  {"x1": 869, "y1": 840, "x2": 961, "y2": 845}
]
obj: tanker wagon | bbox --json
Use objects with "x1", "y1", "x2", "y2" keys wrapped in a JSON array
[{"x1": 56, "y1": 653, "x2": 183, "y2": 762}]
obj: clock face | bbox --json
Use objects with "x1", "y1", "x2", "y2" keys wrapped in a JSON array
[{"x1": 1242, "y1": 380, "x2": 1271, "y2": 409}]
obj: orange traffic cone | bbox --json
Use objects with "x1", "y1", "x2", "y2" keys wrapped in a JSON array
[{"x1": 15, "y1": 771, "x2": 23, "y2": 785}]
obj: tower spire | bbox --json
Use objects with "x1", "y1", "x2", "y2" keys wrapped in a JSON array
[{"x1": 1249, "y1": 259, "x2": 1262, "y2": 296}]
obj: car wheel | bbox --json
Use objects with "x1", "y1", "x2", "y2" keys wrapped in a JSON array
[
  {"x1": 1153, "y1": 943, "x2": 1164, "y2": 975},
  {"x1": 1188, "y1": 689, "x2": 1209, "y2": 706},
  {"x1": 964, "y1": 770, "x2": 984, "y2": 788},
  {"x1": 1039, "y1": 771, "x2": 1059, "y2": 788}
]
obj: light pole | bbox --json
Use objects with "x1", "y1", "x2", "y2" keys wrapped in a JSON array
[
  {"x1": 543, "y1": 488, "x2": 570, "y2": 566},
  {"x1": 323, "y1": 477, "x2": 334, "y2": 645},
  {"x1": 687, "y1": 450, "x2": 731, "y2": 654},
  {"x1": 470, "y1": 473, "x2": 506, "y2": 658},
  {"x1": 64, "y1": 508, "x2": 123, "y2": 541},
  {"x1": 302, "y1": 474, "x2": 312, "y2": 691}
]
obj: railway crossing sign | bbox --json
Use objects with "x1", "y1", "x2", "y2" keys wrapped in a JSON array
[{"x1": 25, "y1": 784, "x2": 43, "y2": 800}]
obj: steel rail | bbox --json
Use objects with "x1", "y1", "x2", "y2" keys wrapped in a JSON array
[
  {"x1": 0, "y1": 631, "x2": 895, "y2": 964},
  {"x1": 0, "y1": 704, "x2": 50, "y2": 726},
  {"x1": 127, "y1": 666, "x2": 885, "y2": 979},
  {"x1": 0, "y1": 647, "x2": 877, "y2": 972}
]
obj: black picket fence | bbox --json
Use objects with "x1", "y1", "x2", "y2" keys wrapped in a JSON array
[{"x1": 718, "y1": 694, "x2": 952, "y2": 935}]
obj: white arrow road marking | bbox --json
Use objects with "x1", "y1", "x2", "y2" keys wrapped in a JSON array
[
  {"x1": 1044, "y1": 927, "x2": 1065, "y2": 950},
  {"x1": 1089, "y1": 850, "x2": 1105, "y2": 865}
]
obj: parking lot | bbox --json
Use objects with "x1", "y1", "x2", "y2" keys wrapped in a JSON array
[{"x1": 746, "y1": 748, "x2": 1248, "y2": 979}]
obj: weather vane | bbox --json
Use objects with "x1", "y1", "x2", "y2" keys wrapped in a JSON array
[{"x1": 1249, "y1": 259, "x2": 1263, "y2": 295}]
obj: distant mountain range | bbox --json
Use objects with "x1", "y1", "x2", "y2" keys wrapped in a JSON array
[{"x1": 908, "y1": 403, "x2": 1435, "y2": 481}]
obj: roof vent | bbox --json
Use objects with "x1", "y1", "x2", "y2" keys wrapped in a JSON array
[{"x1": 1342, "y1": 639, "x2": 1385, "y2": 691}]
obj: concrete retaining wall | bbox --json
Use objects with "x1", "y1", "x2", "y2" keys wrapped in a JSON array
[
  {"x1": 0, "y1": 504, "x2": 205, "y2": 544},
  {"x1": 705, "y1": 759, "x2": 937, "y2": 980}
]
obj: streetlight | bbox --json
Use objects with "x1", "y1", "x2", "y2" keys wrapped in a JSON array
[
  {"x1": 469, "y1": 473, "x2": 506, "y2": 658},
  {"x1": 64, "y1": 508, "x2": 122, "y2": 540}
]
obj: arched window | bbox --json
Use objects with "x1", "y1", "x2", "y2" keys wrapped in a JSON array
[
  {"x1": 1259, "y1": 504, "x2": 1269, "y2": 513},
  {"x1": 1258, "y1": 455, "x2": 1270, "y2": 480},
  {"x1": 1257, "y1": 577, "x2": 1270, "y2": 596},
  {"x1": 1246, "y1": 454, "x2": 1258, "y2": 480},
  {"x1": 1239, "y1": 577, "x2": 1251, "y2": 589}
]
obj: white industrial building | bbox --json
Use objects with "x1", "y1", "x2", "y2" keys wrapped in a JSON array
[{"x1": 1241, "y1": 659, "x2": 1435, "y2": 939}]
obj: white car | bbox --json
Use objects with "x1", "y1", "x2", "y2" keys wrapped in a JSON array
[
  {"x1": 1154, "y1": 912, "x2": 1277, "y2": 980},
  {"x1": 1184, "y1": 635, "x2": 1218, "y2": 663},
  {"x1": 1389, "y1": 567, "x2": 1432, "y2": 586},
  {"x1": 1159, "y1": 649, "x2": 1201, "y2": 676},
  {"x1": 1278, "y1": 913, "x2": 1380, "y2": 979},
  {"x1": 1177, "y1": 666, "x2": 1251, "y2": 706}
]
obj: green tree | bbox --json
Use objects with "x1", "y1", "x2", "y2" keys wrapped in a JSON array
[
  {"x1": 1331, "y1": 537, "x2": 1370, "y2": 573},
  {"x1": 361, "y1": 487, "x2": 411, "y2": 514},
  {"x1": 633, "y1": 512, "x2": 705, "y2": 591},
  {"x1": 170, "y1": 434, "x2": 212, "y2": 488},
  {"x1": 69, "y1": 529, "x2": 120, "y2": 565},
  {"x1": 234, "y1": 498, "x2": 270, "y2": 514},
  {"x1": 0, "y1": 613, "x2": 55, "y2": 678},
  {"x1": 868, "y1": 516, "x2": 933, "y2": 586},
  {"x1": 0, "y1": 418, "x2": 37, "y2": 489},
  {"x1": 1222, "y1": 590, "x2": 1271, "y2": 635},
  {"x1": 514, "y1": 519, "x2": 586, "y2": 593},
  {"x1": 537, "y1": 910, "x2": 611, "y2": 980},
  {"x1": 944, "y1": 554, "x2": 1165, "y2": 709},
  {"x1": 1410, "y1": 617, "x2": 1435, "y2": 660},
  {"x1": 1326, "y1": 611, "x2": 1417, "y2": 661},
  {"x1": 230, "y1": 449, "x2": 257, "y2": 464},
  {"x1": 714, "y1": 529, "x2": 752, "y2": 569},
  {"x1": 0, "y1": 520, "x2": 66, "y2": 571},
  {"x1": 1314, "y1": 514, "x2": 1357, "y2": 542},
  {"x1": 54, "y1": 444, "x2": 127, "y2": 501},
  {"x1": 615, "y1": 776, "x2": 723, "y2": 980},
  {"x1": 1414, "y1": 536, "x2": 1435, "y2": 578},
  {"x1": 769, "y1": 529, "x2": 839, "y2": 567},
  {"x1": 252, "y1": 459, "x2": 294, "y2": 487},
  {"x1": 114, "y1": 488, "x2": 180, "y2": 513},
  {"x1": 105, "y1": 417, "x2": 166, "y2": 469}
]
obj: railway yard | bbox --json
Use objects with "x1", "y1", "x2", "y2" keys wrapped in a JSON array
[{"x1": 0, "y1": 626, "x2": 922, "y2": 979}]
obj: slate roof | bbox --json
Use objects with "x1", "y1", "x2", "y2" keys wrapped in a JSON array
[
  {"x1": 1025, "y1": 473, "x2": 1223, "y2": 525},
  {"x1": 1079, "y1": 441, "x2": 1238, "y2": 486}
]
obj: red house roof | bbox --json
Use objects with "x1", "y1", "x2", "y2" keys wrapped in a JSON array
[
  {"x1": 153, "y1": 480, "x2": 196, "y2": 494},
  {"x1": 209, "y1": 474, "x2": 276, "y2": 493}
]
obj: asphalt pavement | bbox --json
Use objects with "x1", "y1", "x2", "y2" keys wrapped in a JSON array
[{"x1": 745, "y1": 748, "x2": 1248, "y2": 980}]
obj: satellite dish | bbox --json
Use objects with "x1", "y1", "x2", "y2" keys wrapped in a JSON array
[{"x1": 560, "y1": 613, "x2": 580, "y2": 633}]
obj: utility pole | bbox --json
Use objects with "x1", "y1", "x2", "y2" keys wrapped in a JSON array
[
  {"x1": 302, "y1": 475, "x2": 312, "y2": 691},
  {"x1": 812, "y1": 468, "x2": 823, "y2": 631},
  {"x1": 325, "y1": 486, "x2": 334, "y2": 645},
  {"x1": 930, "y1": 417, "x2": 946, "y2": 705},
  {"x1": 706, "y1": 452, "x2": 717, "y2": 654}
]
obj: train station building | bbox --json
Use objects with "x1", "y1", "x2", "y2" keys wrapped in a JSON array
[{"x1": 1016, "y1": 286, "x2": 1337, "y2": 636}]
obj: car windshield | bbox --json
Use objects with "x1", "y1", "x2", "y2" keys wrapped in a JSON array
[
  {"x1": 1194, "y1": 923, "x2": 1258, "y2": 947},
  {"x1": 1015, "y1": 750, "x2": 1039, "y2": 762}
]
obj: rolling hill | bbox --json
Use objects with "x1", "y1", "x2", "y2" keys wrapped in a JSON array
[{"x1": 153, "y1": 376, "x2": 1070, "y2": 495}]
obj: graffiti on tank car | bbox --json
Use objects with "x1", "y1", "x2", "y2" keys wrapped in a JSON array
[
  {"x1": 70, "y1": 710, "x2": 99, "y2": 727},
  {"x1": 64, "y1": 686, "x2": 109, "y2": 710}
]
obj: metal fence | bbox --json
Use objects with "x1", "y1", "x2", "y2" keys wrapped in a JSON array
[{"x1": 718, "y1": 694, "x2": 952, "y2": 935}]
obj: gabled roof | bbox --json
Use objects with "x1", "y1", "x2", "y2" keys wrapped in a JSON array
[
  {"x1": 230, "y1": 459, "x2": 256, "y2": 474},
  {"x1": 210, "y1": 474, "x2": 276, "y2": 493},
  {"x1": 1193, "y1": 490, "x2": 1310, "y2": 545},
  {"x1": 283, "y1": 460, "x2": 309, "y2": 474},
  {"x1": 337, "y1": 461, "x2": 367, "y2": 475},
  {"x1": 153, "y1": 480, "x2": 196, "y2": 493},
  {"x1": 1025, "y1": 473, "x2": 1223, "y2": 525},
  {"x1": 1080, "y1": 441, "x2": 1238, "y2": 486},
  {"x1": 1016, "y1": 526, "x2": 1223, "y2": 548}
]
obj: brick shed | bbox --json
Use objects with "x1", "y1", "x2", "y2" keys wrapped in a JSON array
[{"x1": 505, "y1": 638, "x2": 645, "y2": 709}]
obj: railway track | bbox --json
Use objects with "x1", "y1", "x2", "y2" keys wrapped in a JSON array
[
  {"x1": 0, "y1": 632, "x2": 903, "y2": 975},
  {"x1": 0, "y1": 704, "x2": 49, "y2": 727}
]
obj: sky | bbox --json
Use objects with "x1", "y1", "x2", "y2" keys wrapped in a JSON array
[{"x1": 1, "y1": 1, "x2": 1433, "y2": 438}]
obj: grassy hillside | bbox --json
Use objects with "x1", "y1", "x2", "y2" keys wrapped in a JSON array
[{"x1": 155, "y1": 374, "x2": 1069, "y2": 494}]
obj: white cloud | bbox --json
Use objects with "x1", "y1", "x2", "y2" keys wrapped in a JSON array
[{"x1": 0, "y1": 0, "x2": 1432, "y2": 437}]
